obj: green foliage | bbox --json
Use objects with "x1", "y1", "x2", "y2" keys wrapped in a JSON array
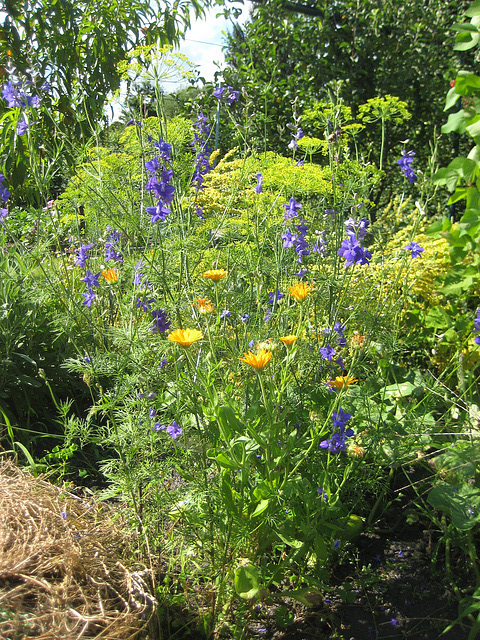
[
  {"x1": 219, "y1": 0, "x2": 470, "y2": 165},
  {"x1": 0, "y1": 250, "x2": 86, "y2": 452},
  {"x1": 0, "y1": 0, "x2": 210, "y2": 125},
  {"x1": 2, "y1": 15, "x2": 480, "y2": 636}
]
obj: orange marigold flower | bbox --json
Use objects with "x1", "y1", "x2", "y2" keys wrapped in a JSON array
[
  {"x1": 350, "y1": 332, "x2": 366, "y2": 348},
  {"x1": 288, "y1": 282, "x2": 313, "y2": 302},
  {"x1": 279, "y1": 335, "x2": 298, "y2": 346},
  {"x1": 328, "y1": 376, "x2": 358, "y2": 390},
  {"x1": 194, "y1": 297, "x2": 215, "y2": 314},
  {"x1": 168, "y1": 328, "x2": 203, "y2": 348},
  {"x1": 102, "y1": 268, "x2": 118, "y2": 283},
  {"x1": 203, "y1": 268, "x2": 228, "y2": 281},
  {"x1": 239, "y1": 348, "x2": 272, "y2": 371}
]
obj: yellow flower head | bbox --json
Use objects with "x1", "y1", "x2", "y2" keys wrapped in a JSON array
[
  {"x1": 279, "y1": 335, "x2": 298, "y2": 346},
  {"x1": 168, "y1": 328, "x2": 203, "y2": 348},
  {"x1": 194, "y1": 297, "x2": 215, "y2": 314},
  {"x1": 203, "y1": 269, "x2": 228, "y2": 281},
  {"x1": 328, "y1": 376, "x2": 358, "y2": 390},
  {"x1": 288, "y1": 282, "x2": 313, "y2": 302},
  {"x1": 102, "y1": 268, "x2": 118, "y2": 283},
  {"x1": 239, "y1": 348, "x2": 272, "y2": 371}
]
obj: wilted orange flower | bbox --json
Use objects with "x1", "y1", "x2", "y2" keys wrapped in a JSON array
[
  {"x1": 194, "y1": 297, "x2": 215, "y2": 314},
  {"x1": 288, "y1": 282, "x2": 313, "y2": 302},
  {"x1": 279, "y1": 335, "x2": 298, "y2": 346},
  {"x1": 203, "y1": 269, "x2": 228, "y2": 281},
  {"x1": 350, "y1": 332, "x2": 366, "y2": 348},
  {"x1": 102, "y1": 268, "x2": 118, "y2": 283},
  {"x1": 348, "y1": 444, "x2": 365, "y2": 459},
  {"x1": 168, "y1": 328, "x2": 203, "y2": 348},
  {"x1": 239, "y1": 348, "x2": 272, "y2": 371},
  {"x1": 257, "y1": 339, "x2": 276, "y2": 352},
  {"x1": 328, "y1": 375, "x2": 358, "y2": 390}
]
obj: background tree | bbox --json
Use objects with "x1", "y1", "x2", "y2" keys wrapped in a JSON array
[
  {"x1": 0, "y1": 0, "x2": 241, "y2": 203},
  {"x1": 219, "y1": 0, "x2": 472, "y2": 170},
  {"x1": 0, "y1": 0, "x2": 210, "y2": 131}
]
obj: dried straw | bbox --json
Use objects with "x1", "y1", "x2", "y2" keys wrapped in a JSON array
[{"x1": 0, "y1": 458, "x2": 158, "y2": 639}]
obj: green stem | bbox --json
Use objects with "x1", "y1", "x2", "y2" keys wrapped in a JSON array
[
  {"x1": 379, "y1": 115, "x2": 385, "y2": 171},
  {"x1": 367, "y1": 467, "x2": 394, "y2": 526}
]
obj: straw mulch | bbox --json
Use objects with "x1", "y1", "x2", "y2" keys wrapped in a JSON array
[{"x1": 0, "y1": 458, "x2": 158, "y2": 639}]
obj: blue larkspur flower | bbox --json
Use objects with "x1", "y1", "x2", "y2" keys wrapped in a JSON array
[
  {"x1": 345, "y1": 217, "x2": 369, "y2": 240},
  {"x1": 146, "y1": 201, "x2": 171, "y2": 223},
  {"x1": 105, "y1": 227, "x2": 123, "y2": 263},
  {"x1": 2, "y1": 80, "x2": 41, "y2": 108},
  {"x1": 337, "y1": 235, "x2": 371, "y2": 268},
  {"x1": 81, "y1": 288, "x2": 96, "y2": 308},
  {"x1": 167, "y1": 420, "x2": 182, "y2": 439},
  {"x1": 397, "y1": 150, "x2": 417, "y2": 183},
  {"x1": 268, "y1": 290, "x2": 284, "y2": 305},
  {"x1": 16, "y1": 119, "x2": 30, "y2": 135},
  {"x1": 145, "y1": 155, "x2": 160, "y2": 173},
  {"x1": 150, "y1": 308, "x2": 171, "y2": 333},
  {"x1": 282, "y1": 228, "x2": 297, "y2": 249},
  {"x1": 153, "y1": 138, "x2": 172, "y2": 163},
  {"x1": 0, "y1": 174, "x2": 11, "y2": 203},
  {"x1": 474, "y1": 309, "x2": 480, "y2": 332},
  {"x1": 213, "y1": 86, "x2": 225, "y2": 99},
  {"x1": 146, "y1": 175, "x2": 175, "y2": 203},
  {"x1": 282, "y1": 196, "x2": 302, "y2": 222},
  {"x1": 320, "y1": 345, "x2": 335, "y2": 361},
  {"x1": 294, "y1": 217, "x2": 309, "y2": 236},
  {"x1": 226, "y1": 86, "x2": 240, "y2": 105},
  {"x1": 320, "y1": 407, "x2": 354, "y2": 453},
  {"x1": 404, "y1": 242, "x2": 424, "y2": 258},
  {"x1": 191, "y1": 112, "x2": 213, "y2": 191},
  {"x1": 75, "y1": 243, "x2": 93, "y2": 268},
  {"x1": 295, "y1": 234, "x2": 310, "y2": 262},
  {"x1": 136, "y1": 296, "x2": 154, "y2": 311},
  {"x1": 81, "y1": 270, "x2": 100, "y2": 288}
]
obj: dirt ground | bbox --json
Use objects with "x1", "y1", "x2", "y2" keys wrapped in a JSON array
[{"x1": 243, "y1": 521, "x2": 471, "y2": 640}]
